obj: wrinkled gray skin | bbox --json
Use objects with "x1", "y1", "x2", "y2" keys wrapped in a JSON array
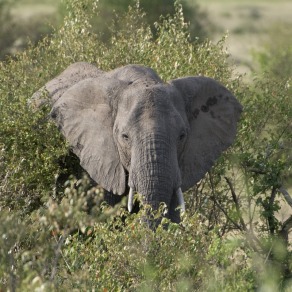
[{"x1": 32, "y1": 62, "x2": 242, "y2": 224}]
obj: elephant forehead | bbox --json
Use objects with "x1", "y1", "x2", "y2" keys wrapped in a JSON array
[
  {"x1": 125, "y1": 90, "x2": 174, "y2": 121},
  {"x1": 116, "y1": 84, "x2": 187, "y2": 132},
  {"x1": 123, "y1": 98, "x2": 184, "y2": 135},
  {"x1": 128, "y1": 84, "x2": 174, "y2": 108}
]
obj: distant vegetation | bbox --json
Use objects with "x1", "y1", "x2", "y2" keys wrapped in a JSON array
[
  {"x1": 254, "y1": 22, "x2": 292, "y2": 80},
  {"x1": 89, "y1": 0, "x2": 210, "y2": 42},
  {"x1": 0, "y1": 0, "x2": 291, "y2": 290},
  {"x1": 0, "y1": 0, "x2": 210, "y2": 60},
  {"x1": 0, "y1": 0, "x2": 58, "y2": 60}
]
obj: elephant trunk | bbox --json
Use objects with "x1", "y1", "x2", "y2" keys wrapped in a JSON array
[{"x1": 129, "y1": 133, "x2": 182, "y2": 223}]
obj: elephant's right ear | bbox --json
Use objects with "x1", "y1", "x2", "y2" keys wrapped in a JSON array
[
  {"x1": 30, "y1": 62, "x2": 103, "y2": 108},
  {"x1": 51, "y1": 77, "x2": 126, "y2": 195}
]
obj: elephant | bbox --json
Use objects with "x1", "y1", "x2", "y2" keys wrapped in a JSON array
[{"x1": 31, "y1": 62, "x2": 242, "y2": 224}]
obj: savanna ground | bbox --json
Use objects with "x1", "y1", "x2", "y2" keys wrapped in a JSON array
[{"x1": 0, "y1": 0, "x2": 291, "y2": 291}]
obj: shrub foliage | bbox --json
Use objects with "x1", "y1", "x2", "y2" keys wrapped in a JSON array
[
  {"x1": 88, "y1": 0, "x2": 209, "y2": 42},
  {"x1": 0, "y1": 0, "x2": 291, "y2": 290}
]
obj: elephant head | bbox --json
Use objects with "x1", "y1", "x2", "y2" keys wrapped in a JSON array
[{"x1": 32, "y1": 62, "x2": 242, "y2": 223}]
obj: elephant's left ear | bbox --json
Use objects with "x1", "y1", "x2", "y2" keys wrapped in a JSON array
[{"x1": 170, "y1": 76, "x2": 243, "y2": 191}]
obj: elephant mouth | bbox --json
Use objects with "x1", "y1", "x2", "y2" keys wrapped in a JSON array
[{"x1": 127, "y1": 186, "x2": 185, "y2": 215}]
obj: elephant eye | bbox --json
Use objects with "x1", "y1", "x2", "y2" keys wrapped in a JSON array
[
  {"x1": 122, "y1": 133, "x2": 129, "y2": 141},
  {"x1": 179, "y1": 132, "x2": 186, "y2": 141}
]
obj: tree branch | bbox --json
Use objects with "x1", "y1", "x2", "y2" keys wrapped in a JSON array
[
  {"x1": 208, "y1": 173, "x2": 243, "y2": 231},
  {"x1": 248, "y1": 168, "x2": 267, "y2": 175},
  {"x1": 208, "y1": 174, "x2": 264, "y2": 253},
  {"x1": 210, "y1": 194, "x2": 243, "y2": 231},
  {"x1": 278, "y1": 215, "x2": 292, "y2": 245},
  {"x1": 262, "y1": 186, "x2": 278, "y2": 235},
  {"x1": 282, "y1": 215, "x2": 292, "y2": 232},
  {"x1": 278, "y1": 187, "x2": 292, "y2": 208}
]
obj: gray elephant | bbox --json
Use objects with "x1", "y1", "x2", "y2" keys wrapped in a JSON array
[{"x1": 32, "y1": 62, "x2": 242, "y2": 224}]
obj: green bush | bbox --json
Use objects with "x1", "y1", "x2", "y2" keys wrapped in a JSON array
[
  {"x1": 88, "y1": 0, "x2": 210, "y2": 42},
  {"x1": 0, "y1": 0, "x2": 291, "y2": 290}
]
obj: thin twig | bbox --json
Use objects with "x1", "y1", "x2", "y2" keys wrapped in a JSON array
[
  {"x1": 51, "y1": 233, "x2": 72, "y2": 280},
  {"x1": 210, "y1": 194, "x2": 243, "y2": 231},
  {"x1": 9, "y1": 247, "x2": 16, "y2": 292},
  {"x1": 225, "y1": 177, "x2": 247, "y2": 231},
  {"x1": 246, "y1": 231, "x2": 264, "y2": 253},
  {"x1": 208, "y1": 173, "x2": 243, "y2": 231},
  {"x1": 248, "y1": 168, "x2": 267, "y2": 175},
  {"x1": 264, "y1": 242, "x2": 274, "y2": 265},
  {"x1": 208, "y1": 174, "x2": 264, "y2": 252}
]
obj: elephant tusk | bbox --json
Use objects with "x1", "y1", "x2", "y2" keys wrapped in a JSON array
[
  {"x1": 128, "y1": 187, "x2": 134, "y2": 212},
  {"x1": 176, "y1": 188, "x2": 186, "y2": 213}
]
